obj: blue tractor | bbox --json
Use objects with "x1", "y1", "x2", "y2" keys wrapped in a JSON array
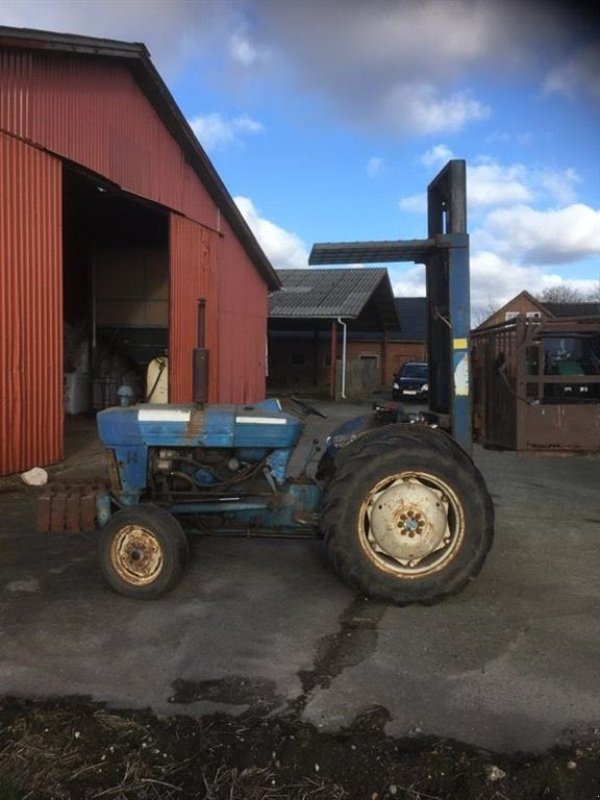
[{"x1": 39, "y1": 161, "x2": 494, "y2": 604}]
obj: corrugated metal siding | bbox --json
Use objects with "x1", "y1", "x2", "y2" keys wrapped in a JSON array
[
  {"x1": 0, "y1": 132, "x2": 62, "y2": 476},
  {"x1": 0, "y1": 50, "x2": 217, "y2": 229},
  {"x1": 0, "y1": 46, "x2": 270, "y2": 453},
  {"x1": 169, "y1": 214, "x2": 219, "y2": 403},
  {"x1": 0, "y1": 49, "x2": 32, "y2": 139},
  {"x1": 218, "y1": 221, "x2": 268, "y2": 404}
]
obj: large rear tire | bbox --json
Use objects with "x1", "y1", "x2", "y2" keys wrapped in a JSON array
[
  {"x1": 321, "y1": 426, "x2": 494, "y2": 605},
  {"x1": 98, "y1": 505, "x2": 189, "y2": 599}
]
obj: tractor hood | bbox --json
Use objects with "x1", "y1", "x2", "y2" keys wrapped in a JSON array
[{"x1": 97, "y1": 400, "x2": 303, "y2": 450}]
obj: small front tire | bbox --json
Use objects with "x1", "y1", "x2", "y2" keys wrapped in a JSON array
[{"x1": 98, "y1": 505, "x2": 189, "y2": 599}]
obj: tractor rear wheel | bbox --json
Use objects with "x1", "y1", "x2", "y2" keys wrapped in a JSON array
[
  {"x1": 98, "y1": 505, "x2": 189, "y2": 599},
  {"x1": 321, "y1": 426, "x2": 494, "y2": 605}
]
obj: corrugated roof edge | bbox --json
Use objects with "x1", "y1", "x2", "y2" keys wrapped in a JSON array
[
  {"x1": 0, "y1": 25, "x2": 280, "y2": 291},
  {"x1": 272, "y1": 268, "x2": 399, "y2": 327}
]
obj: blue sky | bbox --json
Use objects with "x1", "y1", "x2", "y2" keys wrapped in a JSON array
[{"x1": 3, "y1": 0, "x2": 599, "y2": 320}]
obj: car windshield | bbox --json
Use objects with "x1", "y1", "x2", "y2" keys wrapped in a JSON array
[{"x1": 403, "y1": 364, "x2": 428, "y2": 379}]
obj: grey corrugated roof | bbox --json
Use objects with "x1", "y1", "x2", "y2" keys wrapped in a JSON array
[
  {"x1": 542, "y1": 301, "x2": 600, "y2": 318},
  {"x1": 270, "y1": 268, "x2": 396, "y2": 322},
  {"x1": 395, "y1": 298, "x2": 427, "y2": 340}
]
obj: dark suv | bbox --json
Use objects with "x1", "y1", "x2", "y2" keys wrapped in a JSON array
[{"x1": 392, "y1": 362, "x2": 429, "y2": 400}]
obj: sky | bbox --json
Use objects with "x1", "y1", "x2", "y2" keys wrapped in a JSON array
[{"x1": 2, "y1": 0, "x2": 599, "y2": 320}]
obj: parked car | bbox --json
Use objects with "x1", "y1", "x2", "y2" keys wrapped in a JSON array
[{"x1": 392, "y1": 362, "x2": 429, "y2": 400}]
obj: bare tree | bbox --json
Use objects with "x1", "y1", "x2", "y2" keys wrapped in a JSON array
[
  {"x1": 472, "y1": 298, "x2": 501, "y2": 328},
  {"x1": 536, "y1": 286, "x2": 585, "y2": 303},
  {"x1": 586, "y1": 281, "x2": 600, "y2": 302}
]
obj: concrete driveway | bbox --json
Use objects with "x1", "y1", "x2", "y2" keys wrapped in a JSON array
[{"x1": 1, "y1": 401, "x2": 599, "y2": 753}]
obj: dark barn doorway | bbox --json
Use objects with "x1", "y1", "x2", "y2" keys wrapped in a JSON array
[{"x1": 62, "y1": 167, "x2": 169, "y2": 433}]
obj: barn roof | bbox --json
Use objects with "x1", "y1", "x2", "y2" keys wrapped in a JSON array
[
  {"x1": 270, "y1": 268, "x2": 399, "y2": 328},
  {"x1": 394, "y1": 298, "x2": 427, "y2": 340},
  {"x1": 543, "y1": 301, "x2": 600, "y2": 318},
  {"x1": 0, "y1": 25, "x2": 280, "y2": 290}
]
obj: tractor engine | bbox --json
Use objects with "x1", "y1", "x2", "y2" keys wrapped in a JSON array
[
  {"x1": 149, "y1": 445, "x2": 271, "y2": 499},
  {"x1": 95, "y1": 399, "x2": 323, "y2": 535}
]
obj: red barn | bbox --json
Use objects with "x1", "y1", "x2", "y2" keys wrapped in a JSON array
[{"x1": 0, "y1": 26, "x2": 280, "y2": 477}]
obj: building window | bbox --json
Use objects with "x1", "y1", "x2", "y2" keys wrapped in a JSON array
[
  {"x1": 360, "y1": 354, "x2": 379, "y2": 367},
  {"x1": 505, "y1": 311, "x2": 519, "y2": 321}
]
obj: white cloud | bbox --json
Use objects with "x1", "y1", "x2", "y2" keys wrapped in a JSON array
[
  {"x1": 229, "y1": 30, "x2": 270, "y2": 67},
  {"x1": 1, "y1": 0, "x2": 590, "y2": 136},
  {"x1": 401, "y1": 154, "x2": 585, "y2": 214},
  {"x1": 234, "y1": 196, "x2": 309, "y2": 269},
  {"x1": 366, "y1": 157, "x2": 384, "y2": 178},
  {"x1": 469, "y1": 250, "x2": 599, "y2": 319},
  {"x1": 389, "y1": 265, "x2": 427, "y2": 298},
  {"x1": 480, "y1": 203, "x2": 600, "y2": 264},
  {"x1": 389, "y1": 251, "x2": 599, "y2": 323},
  {"x1": 468, "y1": 161, "x2": 531, "y2": 208},
  {"x1": 397, "y1": 152, "x2": 600, "y2": 320},
  {"x1": 536, "y1": 168, "x2": 580, "y2": 206},
  {"x1": 399, "y1": 158, "x2": 531, "y2": 213},
  {"x1": 256, "y1": 0, "x2": 579, "y2": 135},
  {"x1": 382, "y1": 83, "x2": 490, "y2": 135},
  {"x1": 398, "y1": 194, "x2": 427, "y2": 214},
  {"x1": 0, "y1": 0, "x2": 233, "y2": 75},
  {"x1": 421, "y1": 144, "x2": 454, "y2": 168},
  {"x1": 188, "y1": 112, "x2": 264, "y2": 151},
  {"x1": 543, "y1": 41, "x2": 600, "y2": 100}
]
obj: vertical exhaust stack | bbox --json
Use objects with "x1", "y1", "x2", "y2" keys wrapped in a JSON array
[{"x1": 193, "y1": 299, "x2": 210, "y2": 406}]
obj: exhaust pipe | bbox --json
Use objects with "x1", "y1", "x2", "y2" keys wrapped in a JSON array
[{"x1": 193, "y1": 299, "x2": 210, "y2": 405}]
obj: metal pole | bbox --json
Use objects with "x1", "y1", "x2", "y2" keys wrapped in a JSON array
[
  {"x1": 330, "y1": 320, "x2": 337, "y2": 401},
  {"x1": 337, "y1": 317, "x2": 347, "y2": 400}
]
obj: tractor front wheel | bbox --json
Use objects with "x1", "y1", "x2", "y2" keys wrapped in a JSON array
[
  {"x1": 98, "y1": 505, "x2": 189, "y2": 599},
  {"x1": 321, "y1": 427, "x2": 494, "y2": 605}
]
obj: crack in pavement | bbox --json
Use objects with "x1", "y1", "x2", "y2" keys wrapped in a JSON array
[{"x1": 168, "y1": 597, "x2": 389, "y2": 723}]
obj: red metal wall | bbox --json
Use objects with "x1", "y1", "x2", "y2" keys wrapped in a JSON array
[
  {"x1": 169, "y1": 215, "x2": 219, "y2": 404},
  {"x1": 169, "y1": 213, "x2": 268, "y2": 405},
  {"x1": 217, "y1": 220, "x2": 268, "y2": 404},
  {"x1": 0, "y1": 46, "x2": 272, "y2": 472},
  {"x1": 0, "y1": 50, "x2": 216, "y2": 229},
  {"x1": 0, "y1": 132, "x2": 63, "y2": 476}
]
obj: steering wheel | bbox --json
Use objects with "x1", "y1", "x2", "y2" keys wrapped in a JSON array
[{"x1": 291, "y1": 396, "x2": 327, "y2": 419}]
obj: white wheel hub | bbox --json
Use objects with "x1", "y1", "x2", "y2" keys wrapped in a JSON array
[{"x1": 368, "y1": 478, "x2": 449, "y2": 563}]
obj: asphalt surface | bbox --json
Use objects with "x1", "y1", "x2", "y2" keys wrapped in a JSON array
[{"x1": 1, "y1": 400, "x2": 599, "y2": 753}]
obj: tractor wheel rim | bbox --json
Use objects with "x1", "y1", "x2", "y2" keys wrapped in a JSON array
[
  {"x1": 111, "y1": 524, "x2": 164, "y2": 585},
  {"x1": 358, "y1": 471, "x2": 464, "y2": 578}
]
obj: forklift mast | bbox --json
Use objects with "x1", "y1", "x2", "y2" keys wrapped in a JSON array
[{"x1": 309, "y1": 159, "x2": 472, "y2": 453}]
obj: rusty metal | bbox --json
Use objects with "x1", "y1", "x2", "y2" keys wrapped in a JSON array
[
  {"x1": 472, "y1": 316, "x2": 600, "y2": 454},
  {"x1": 111, "y1": 524, "x2": 163, "y2": 586},
  {"x1": 0, "y1": 131, "x2": 63, "y2": 477},
  {"x1": 37, "y1": 481, "x2": 108, "y2": 533}
]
